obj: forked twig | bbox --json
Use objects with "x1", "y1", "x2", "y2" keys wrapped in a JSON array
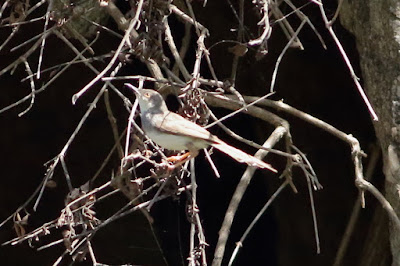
[
  {"x1": 213, "y1": 126, "x2": 287, "y2": 266},
  {"x1": 228, "y1": 180, "x2": 289, "y2": 266}
]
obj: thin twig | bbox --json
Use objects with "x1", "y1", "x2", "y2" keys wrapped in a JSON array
[
  {"x1": 0, "y1": 0, "x2": 10, "y2": 19},
  {"x1": 0, "y1": 26, "x2": 19, "y2": 52},
  {"x1": 0, "y1": 15, "x2": 45, "y2": 27},
  {"x1": 229, "y1": 0, "x2": 244, "y2": 83},
  {"x1": 189, "y1": 159, "x2": 198, "y2": 266},
  {"x1": 36, "y1": 5, "x2": 51, "y2": 79},
  {"x1": 1, "y1": 30, "x2": 99, "y2": 116},
  {"x1": 282, "y1": 0, "x2": 326, "y2": 49},
  {"x1": 71, "y1": 11, "x2": 142, "y2": 103},
  {"x1": 164, "y1": 18, "x2": 191, "y2": 80},
  {"x1": 213, "y1": 126, "x2": 287, "y2": 266},
  {"x1": 170, "y1": 4, "x2": 206, "y2": 32},
  {"x1": 318, "y1": 4, "x2": 378, "y2": 121},
  {"x1": 104, "y1": 89, "x2": 124, "y2": 159},
  {"x1": 228, "y1": 180, "x2": 289, "y2": 266},
  {"x1": 333, "y1": 143, "x2": 381, "y2": 266},
  {"x1": 54, "y1": 31, "x2": 131, "y2": 107},
  {"x1": 9, "y1": 27, "x2": 54, "y2": 52},
  {"x1": 22, "y1": 54, "x2": 113, "y2": 82},
  {"x1": 293, "y1": 144, "x2": 321, "y2": 254},
  {"x1": 203, "y1": 148, "x2": 220, "y2": 178},
  {"x1": 60, "y1": 155, "x2": 74, "y2": 192},
  {"x1": 248, "y1": 0, "x2": 271, "y2": 46},
  {"x1": 0, "y1": 37, "x2": 43, "y2": 76},
  {"x1": 172, "y1": 22, "x2": 191, "y2": 75},
  {"x1": 204, "y1": 93, "x2": 284, "y2": 128},
  {"x1": 19, "y1": 60, "x2": 36, "y2": 116},
  {"x1": 270, "y1": 19, "x2": 307, "y2": 92},
  {"x1": 33, "y1": 84, "x2": 109, "y2": 211},
  {"x1": 75, "y1": 185, "x2": 192, "y2": 241},
  {"x1": 205, "y1": 104, "x2": 294, "y2": 159}
]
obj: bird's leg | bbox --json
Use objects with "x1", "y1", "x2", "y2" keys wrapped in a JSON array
[
  {"x1": 166, "y1": 152, "x2": 191, "y2": 163},
  {"x1": 165, "y1": 147, "x2": 199, "y2": 168}
]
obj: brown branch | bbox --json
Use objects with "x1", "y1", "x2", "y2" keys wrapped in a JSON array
[
  {"x1": 334, "y1": 143, "x2": 381, "y2": 266},
  {"x1": 241, "y1": 95, "x2": 400, "y2": 230}
]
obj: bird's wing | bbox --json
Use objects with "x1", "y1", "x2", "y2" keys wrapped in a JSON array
[
  {"x1": 158, "y1": 112, "x2": 219, "y2": 143},
  {"x1": 157, "y1": 112, "x2": 276, "y2": 172}
]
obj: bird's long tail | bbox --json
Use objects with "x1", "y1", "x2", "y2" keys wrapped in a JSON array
[{"x1": 211, "y1": 140, "x2": 277, "y2": 172}]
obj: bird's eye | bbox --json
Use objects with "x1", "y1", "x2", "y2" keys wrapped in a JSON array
[{"x1": 144, "y1": 92, "x2": 150, "y2": 98}]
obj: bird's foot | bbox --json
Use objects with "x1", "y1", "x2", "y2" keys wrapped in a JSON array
[{"x1": 165, "y1": 152, "x2": 191, "y2": 163}]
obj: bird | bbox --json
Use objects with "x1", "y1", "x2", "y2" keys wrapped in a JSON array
[{"x1": 126, "y1": 84, "x2": 276, "y2": 172}]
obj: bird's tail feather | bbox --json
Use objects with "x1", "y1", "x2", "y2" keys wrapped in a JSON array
[{"x1": 212, "y1": 141, "x2": 277, "y2": 172}]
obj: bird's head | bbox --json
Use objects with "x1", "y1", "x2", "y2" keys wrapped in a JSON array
[{"x1": 125, "y1": 84, "x2": 168, "y2": 113}]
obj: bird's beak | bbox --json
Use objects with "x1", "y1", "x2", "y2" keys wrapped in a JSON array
[{"x1": 125, "y1": 83, "x2": 140, "y2": 95}]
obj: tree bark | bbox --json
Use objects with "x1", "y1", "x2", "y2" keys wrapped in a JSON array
[{"x1": 340, "y1": 1, "x2": 400, "y2": 264}]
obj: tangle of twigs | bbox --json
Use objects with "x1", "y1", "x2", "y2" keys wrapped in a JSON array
[{"x1": 0, "y1": 0, "x2": 390, "y2": 265}]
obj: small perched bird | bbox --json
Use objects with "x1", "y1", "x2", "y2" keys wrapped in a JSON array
[{"x1": 126, "y1": 84, "x2": 276, "y2": 172}]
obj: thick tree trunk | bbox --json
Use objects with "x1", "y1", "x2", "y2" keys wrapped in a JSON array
[{"x1": 340, "y1": 1, "x2": 400, "y2": 264}]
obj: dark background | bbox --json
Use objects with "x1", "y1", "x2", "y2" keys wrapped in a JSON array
[{"x1": 0, "y1": 1, "x2": 386, "y2": 265}]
